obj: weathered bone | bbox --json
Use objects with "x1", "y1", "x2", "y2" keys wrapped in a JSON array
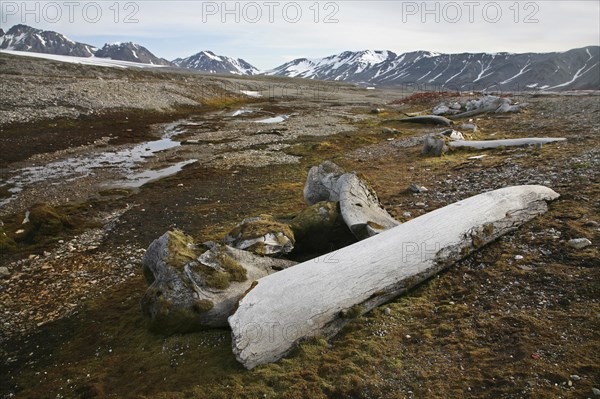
[
  {"x1": 229, "y1": 185, "x2": 559, "y2": 369},
  {"x1": 448, "y1": 137, "x2": 566, "y2": 149}
]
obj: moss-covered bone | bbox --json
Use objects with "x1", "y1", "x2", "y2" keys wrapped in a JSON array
[
  {"x1": 224, "y1": 215, "x2": 295, "y2": 256},
  {"x1": 141, "y1": 231, "x2": 296, "y2": 333}
]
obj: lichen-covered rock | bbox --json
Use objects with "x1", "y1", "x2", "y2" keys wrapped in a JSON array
[
  {"x1": 141, "y1": 230, "x2": 296, "y2": 334},
  {"x1": 303, "y1": 161, "x2": 345, "y2": 205},
  {"x1": 224, "y1": 215, "x2": 295, "y2": 256}
]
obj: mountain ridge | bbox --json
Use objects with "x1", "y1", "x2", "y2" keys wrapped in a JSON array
[
  {"x1": 265, "y1": 47, "x2": 600, "y2": 90},
  {"x1": 1, "y1": 24, "x2": 597, "y2": 89}
]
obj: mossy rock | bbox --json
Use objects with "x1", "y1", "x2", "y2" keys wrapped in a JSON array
[
  {"x1": 0, "y1": 230, "x2": 17, "y2": 252},
  {"x1": 16, "y1": 203, "x2": 74, "y2": 243}
]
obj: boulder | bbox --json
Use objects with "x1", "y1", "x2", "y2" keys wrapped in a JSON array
[
  {"x1": 432, "y1": 104, "x2": 450, "y2": 115},
  {"x1": 568, "y1": 238, "x2": 592, "y2": 249}
]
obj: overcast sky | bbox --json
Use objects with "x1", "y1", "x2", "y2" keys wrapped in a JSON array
[{"x1": 1, "y1": 1, "x2": 599, "y2": 69}]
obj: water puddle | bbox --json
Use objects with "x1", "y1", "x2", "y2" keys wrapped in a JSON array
[
  {"x1": 0, "y1": 124, "x2": 188, "y2": 207},
  {"x1": 239, "y1": 90, "x2": 262, "y2": 98},
  {"x1": 230, "y1": 109, "x2": 255, "y2": 117},
  {"x1": 253, "y1": 115, "x2": 290, "y2": 124},
  {"x1": 116, "y1": 160, "x2": 198, "y2": 188}
]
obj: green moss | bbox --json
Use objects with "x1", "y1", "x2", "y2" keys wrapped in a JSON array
[
  {"x1": 341, "y1": 305, "x2": 363, "y2": 319},
  {"x1": 285, "y1": 141, "x2": 342, "y2": 157},
  {"x1": 215, "y1": 252, "x2": 247, "y2": 283},
  {"x1": 227, "y1": 215, "x2": 294, "y2": 243},
  {"x1": 366, "y1": 221, "x2": 385, "y2": 230},
  {"x1": 166, "y1": 230, "x2": 200, "y2": 269},
  {"x1": 192, "y1": 299, "x2": 214, "y2": 313},
  {"x1": 483, "y1": 223, "x2": 494, "y2": 236},
  {"x1": 203, "y1": 269, "x2": 231, "y2": 290},
  {"x1": 289, "y1": 202, "x2": 339, "y2": 238},
  {"x1": 98, "y1": 188, "x2": 133, "y2": 197},
  {"x1": 0, "y1": 230, "x2": 17, "y2": 252}
]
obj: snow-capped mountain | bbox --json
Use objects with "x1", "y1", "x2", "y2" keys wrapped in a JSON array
[
  {"x1": 95, "y1": 42, "x2": 173, "y2": 66},
  {"x1": 0, "y1": 24, "x2": 96, "y2": 57},
  {"x1": 266, "y1": 47, "x2": 600, "y2": 91},
  {"x1": 0, "y1": 25, "x2": 172, "y2": 66},
  {"x1": 173, "y1": 51, "x2": 259, "y2": 75}
]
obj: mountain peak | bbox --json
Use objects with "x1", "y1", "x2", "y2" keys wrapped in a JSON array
[
  {"x1": 172, "y1": 50, "x2": 259, "y2": 75},
  {"x1": 95, "y1": 41, "x2": 173, "y2": 66},
  {"x1": 0, "y1": 24, "x2": 95, "y2": 57}
]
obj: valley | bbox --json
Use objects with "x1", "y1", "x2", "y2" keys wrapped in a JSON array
[{"x1": 0, "y1": 51, "x2": 599, "y2": 399}]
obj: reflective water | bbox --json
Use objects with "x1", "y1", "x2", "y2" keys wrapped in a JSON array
[
  {"x1": 253, "y1": 115, "x2": 290, "y2": 124},
  {"x1": 0, "y1": 125, "x2": 190, "y2": 207}
]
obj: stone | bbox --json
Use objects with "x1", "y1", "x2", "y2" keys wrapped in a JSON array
[
  {"x1": 224, "y1": 215, "x2": 295, "y2": 256},
  {"x1": 592, "y1": 387, "x2": 600, "y2": 396},
  {"x1": 422, "y1": 136, "x2": 447, "y2": 157},
  {"x1": 568, "y1": 238, "x2": 592, "y2": 249},
  {"x1": 570, "y1": 375, "x2": 581, "y2": 381},
  {"x1": 409, "y1": 184, "x2": 428, "y2": 193},
  {"x1": 0, "y1": 266, "x2": 10, "y2": 278},
  {"x1": 432, "y1": 104, "x2": 450, "y2": 115},
  {"x1": 458, "y1": 123, "x2": 478, "y2": 132}
]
